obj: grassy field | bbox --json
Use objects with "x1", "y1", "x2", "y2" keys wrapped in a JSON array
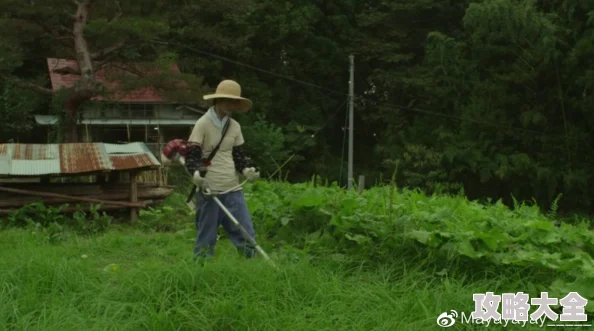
[
  {"x1": 0, "y1": 227, "x2": 565, "y2": 331},
  {"x1": 0, "y1": 230, "x2": 544, "y2": 331},
  {"x1": 1, "y1": 181, "x2": 592, "y2": 330}
]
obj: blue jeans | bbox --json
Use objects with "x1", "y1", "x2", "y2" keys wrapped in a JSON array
[{"x1": 194, "y1": 190, "x2": 256, "y2": 258}]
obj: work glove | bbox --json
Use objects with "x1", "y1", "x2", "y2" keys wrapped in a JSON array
[
  {"x1": 193, "y1": 170, "x2": 208, "y2": 189},
  {"x1": 242, "y1": 167, "x2": 259, "y2": 181},
  {"x1": 162, "y1": 139, "x2": 188, "y2": 163}
]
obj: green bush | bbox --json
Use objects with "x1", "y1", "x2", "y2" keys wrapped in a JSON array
[
  {"x1": 1, "y1": 202, "x2": 113, "y2": 242},
  {"x1": 3, "y1": 179, "x2": 593, "y2": 312},
  {"x1": 243, "y1": 180, "x2": 594, "y2": 312}
]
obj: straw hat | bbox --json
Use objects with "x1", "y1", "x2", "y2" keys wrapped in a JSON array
[{"x1": 203, "y1": 80, "x2": 252, "y2": 112}]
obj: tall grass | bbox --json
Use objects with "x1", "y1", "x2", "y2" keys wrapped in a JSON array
[
  {"x1": 1, "y1": 179, "x2": 592, "y2": 330},
  {"x1": 0, "y1": 228, "x2": 565, "y2": 331}
]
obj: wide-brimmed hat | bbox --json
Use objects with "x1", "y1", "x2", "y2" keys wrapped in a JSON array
[{"x1": 202, "y1": 80, "x2": 252, "y2": 112}]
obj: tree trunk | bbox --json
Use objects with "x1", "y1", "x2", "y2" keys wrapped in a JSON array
[
  {"x1": 65, "y1": 98, "x2": 79, "y2": 142},
  {"x1": 65, "y1": 0, "x2": 98, "y2": 143}
]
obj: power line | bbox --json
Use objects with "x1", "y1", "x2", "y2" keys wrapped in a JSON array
[
  {"x1": 154, "y1": 39, "x2": 550, "y2": 137},
  {"x1": 152, "y1": 40, "x2": 343, "y2": 96}
]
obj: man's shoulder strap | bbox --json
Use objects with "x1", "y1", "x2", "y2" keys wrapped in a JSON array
[
  {"x1": 185, "y1": 120, "x2": 231, "y2": 204},
  {"x1": 205, "y1": 119, "x2": 231, "y2": 163}
]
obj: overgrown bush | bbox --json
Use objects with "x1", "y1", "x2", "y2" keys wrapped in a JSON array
[
  {"x1": 2, "y1": 178, "x2": 593, "y2": 312},
  {"x1": 135, "y1": 193, "x2": 194, "y2": 232},
  {"x1": 1, "y1": 202, "x2": 112, "y2": 242},
  {"x1": 243, "y1": 180, "x2": 594, "y2": 312}
]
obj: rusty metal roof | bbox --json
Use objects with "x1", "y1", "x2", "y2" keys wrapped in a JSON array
[
  {"x1": 105, "y1": 142, "x2": 161, "y2": 170},
  {"x1": 104, "y1": 142, "x2": 151, "y2": 154},
  {"x1": 59, "y1": 143, "x2": 113, "y2": 174},
  {"x1": 0, "y1": 142, "x2": 160, "y2": 176},
  {"x1": 46, "y1": 58, "x2": 180, "y2": 103},
  {"x1": 110, "y1": 154, "x2": 160, "y2": 170}
]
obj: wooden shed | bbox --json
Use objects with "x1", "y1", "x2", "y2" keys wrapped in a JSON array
[{"x1": 0, "y1": 142, "x2": 174, "y2": 221}]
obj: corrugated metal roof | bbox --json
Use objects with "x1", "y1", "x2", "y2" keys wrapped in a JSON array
[
  {"x1": 34, "y1": 115, "x2": 197, "y2": 126},
  {"x1": 12, "y1": 144, "x2": 59, "y2": 160},
  {"x1": 10, "y1": 160, "x2": 61, "y2": 175},
  {"x1": 104, "y1": 142, "x2": 149, "y2": 154},
  {"x1": 0, "y1": 144, "x2": 13, "y2": 175},
  {"x1": 110, "y1": 154, "x2": 160, "y2": 170},
  {"x1": 60, "y1": 143, "x2": 113, "y2": 174},
  {"x1": 0, "y1": 142, "x2": 161, "y2": 176},
  {"x1": 80, "y1": 119, "x2": 197, "y2": 125},
  {"x1": 106, "y1": 142, "x2": 160, "y2": 170}
]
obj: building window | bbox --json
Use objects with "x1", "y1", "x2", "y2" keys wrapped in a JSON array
[
  {"x1": 144, "y1": 104, "x2": 155, "y2": 118},
  {"x1": 114, "y1": 104, "x2": 129, "y2": 118},
  {"x1": 130, "y1": 103, "x2": 144, "y2": 111}
]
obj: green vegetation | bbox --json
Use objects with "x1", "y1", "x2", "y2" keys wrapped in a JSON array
[
  {"x1": 3, "y1": 0, "x2": 594, "y2": 213},
  {"x1": 2, "y1": 1, "x2": 594, "y2": 327},
  {"x1": 1, "y1": 180, "x2": 592, "y2": 329}
]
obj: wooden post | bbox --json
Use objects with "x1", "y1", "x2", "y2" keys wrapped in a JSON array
[
  {"x1": 130, "y1": 171, "x2": 138, "y2": 222},
  {"x1": 157, "y1": 126, "x2": 163, "y2": 185},
  {"x1": 358, "y1": 175, "x2": 365, "y2": 195}
]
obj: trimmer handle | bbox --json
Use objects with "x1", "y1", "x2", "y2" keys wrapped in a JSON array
[{"x1": 197, "y1": 162, "x2": 209, "y2": 178}]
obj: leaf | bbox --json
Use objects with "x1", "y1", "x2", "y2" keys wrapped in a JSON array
[
  {"x1": 340, "y1": 198, "x2": 359, "y2": 214},
  {"x1": 476, "y1": 232, "x2": 499, "y2": 251},
  {"x1": 280, "y1": 217, "x2": 291, "y2": 226},
  {"x1": 457, "y1": 240, "x2": 479, "y2": 259},
  {"x1": 293, "y1": 191, "x2": 325, "y2": 208},
  {"x1": 345, "y1": 233, "x2": 371, "y2": 245},
  {"x1": 408, "y1": 230, "x2": 432, "y2": 244},
  {"x1": 308, "y1": 229, "x2": 322, "y2": 240},
  {"x1": 526, "y1": 220, "x2": 555, "y2": 231}
]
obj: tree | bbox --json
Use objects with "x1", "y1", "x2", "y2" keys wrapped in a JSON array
[{"x1": 0, "y1": 0, "x2": 202, "y2": 142}]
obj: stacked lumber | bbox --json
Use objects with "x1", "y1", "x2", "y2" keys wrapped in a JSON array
[{"x1": 0, "y1": 183, "x2": 175, "y2": 215}]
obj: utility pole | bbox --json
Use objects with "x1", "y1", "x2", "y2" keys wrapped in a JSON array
[{"x1": 347, "y1": 55, "x2": 354, "y2": 190}]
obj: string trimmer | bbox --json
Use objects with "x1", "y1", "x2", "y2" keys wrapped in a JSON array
[{"x1": 164, "y1": 149, "x2": 276, "y2": 268}]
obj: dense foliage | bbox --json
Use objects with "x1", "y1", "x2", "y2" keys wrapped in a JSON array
[
  {"x1": 4, "y1": 180, "x2": 593, "y2": 315},
  {"x1": 244, "y1": 180, "x2": 594, "y2": 313},
  {"x1": 2, "y1": 0, "x2": 594, "y2": 212}
]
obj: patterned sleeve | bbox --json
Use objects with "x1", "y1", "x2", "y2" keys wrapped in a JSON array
[
  {"x1": 232, "y1": 146, "x2": 256, "y2": 173},
  {"x1": 185, "y1": 143, "x2": 204, "y2": 175}
]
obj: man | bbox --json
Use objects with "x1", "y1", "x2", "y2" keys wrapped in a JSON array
[{"x1": 184, "y1": 79, "x2": 260, "y2": 259}]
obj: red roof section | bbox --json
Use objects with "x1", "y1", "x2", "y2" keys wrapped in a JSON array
[
  {"x1": 59, "y1": 143, "x2": 113, "y2": 174},
  {"x1": 109, "y1": 154, "x2": 160, "y2": 171},
  {"x1": 46, "y1": 58, "x2": 181, "y2": 103}
]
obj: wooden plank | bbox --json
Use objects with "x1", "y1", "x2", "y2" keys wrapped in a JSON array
[
  {"x1": 358, "y1": 175, "x2": 365, "y2": 195},
  {"x1": 0, "y1": 177, "x2": 41, "y2": 183},
  {"x1": 0, "y1": 184, "x2": 102, "y2": 196},
  {"x1": 0, "y1": 186, "x2": 149, "y2": 208},
  {"x1": 0, "y1": 199, "x2": 161, "y2": 215},
  {"x1": 0, "y1": 187, "x2": 173, "y2": 208},
  {"x1": 0, "y1": 182, "x2": 172, "y2": 199}
]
